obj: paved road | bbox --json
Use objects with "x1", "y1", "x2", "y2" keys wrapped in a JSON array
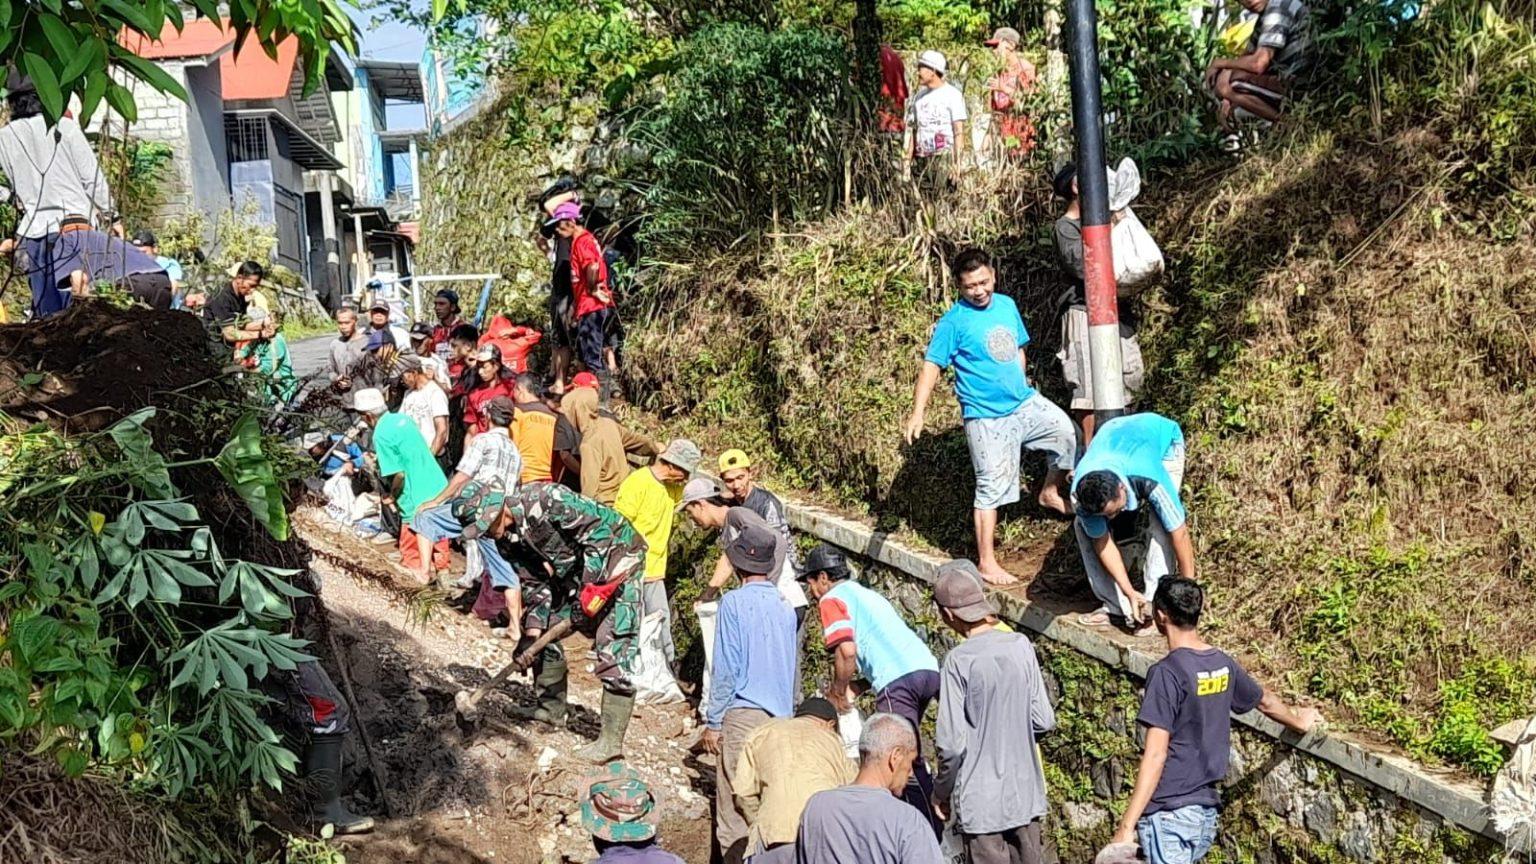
[{"x1": 291, "y1": 335, "x2": 333, "y2": 380}]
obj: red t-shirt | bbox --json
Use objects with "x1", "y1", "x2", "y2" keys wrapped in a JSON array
[
  {"x1": 463, "y1": 377, "x2": 516, "y2": 433},
  {"x1": 569, "y1": 229, "x2": 613, "y2": 318},
  {"x1": 878, "y1": 45, "x2": 909, "y2": 134}
]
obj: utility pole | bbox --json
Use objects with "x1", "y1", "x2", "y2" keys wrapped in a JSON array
[{"x1": 1064, "y1": 0, "x2": 1126, "y2": 425}]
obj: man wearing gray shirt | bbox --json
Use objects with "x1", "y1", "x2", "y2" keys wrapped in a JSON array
[
  {"x1": 794, "y1": 713, "x2": 944, "y2": 864},
  {"x1": 932, "y1": 560, "x2": 1056, "y2": 864}
]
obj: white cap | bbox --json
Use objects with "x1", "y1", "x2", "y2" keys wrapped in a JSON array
[
  {"x1": 353, "y1": 388, "x2": 387, "y2": 415},
  {"x1": 917, "y1": 50, "x2": 948, "y2": 75}
]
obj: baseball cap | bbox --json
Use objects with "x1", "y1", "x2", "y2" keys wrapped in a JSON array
[
  {"x1": 718, "y1": 448, "x2": 752, "y2": 473},
  {"x1": 985, "y1": 26, "x2": 1022, "y2": 46},
  {"x1": 485, "y1": 396, "x2": 516, "y2": 427},
  {"x1": 365, "y1": 329, "x2": 390, "y2": 351},
  {"x1": 475, "y1": 344, "x2": 502, "y2": 364},
  {"x1": 409, "y1": 322, "x2": 434, "y2": 340},
  {"x1": 797, "y1": 544, "x2": 848, "y2": 581},
  {"x1": 572, "y1": 371, "x2": 599, "y2": 389},
  {"x1": 368, "y1": 299, "x2": 391, "y2": 313},
  {"x1": 657, "y1": 438, "x2": 703, "y2": 475},
  {"x1": 725, "y1": 522, "x2": 778, "y2": 575},
  {"x1": 131, "y1": 229, "x2": 157, "y2": 247},
  {"x1": 795, "y1": 697, "x2": 839, "y2": 723},
  {"x1": 435, "y1": 288, "x2": 460, "y2": 307},
  {"x1": 352, "y1": 388, "x2": 386, "y2": 415},
  {"x1": 676, "y1": 477, "x2": 723, "y2": 510},
  {"x1": 580, "y1": 763, "x2": 659, "y2": 843},
  {"x1": 546, "y1": 201, "x2": 583, "y2": 226},
  {"x1": 917, "y1": 49, "x2": 948, "y2": 75},
  {"x1": 934, "y1": 559, "x2": 996, "y2": 622}
]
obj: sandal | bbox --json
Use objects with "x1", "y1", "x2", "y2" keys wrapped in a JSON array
[{"x1": 1077, "y1": 609, "x2": 1112, "y2": 627}]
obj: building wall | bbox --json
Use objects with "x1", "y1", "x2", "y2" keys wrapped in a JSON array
[{"x1": 182, "y1": 62, "x2": 230, "y2": 238}]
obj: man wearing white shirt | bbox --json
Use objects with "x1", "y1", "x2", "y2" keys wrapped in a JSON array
[{"x1": 904, "y1": 49, "x2": 971, "y2": 181}]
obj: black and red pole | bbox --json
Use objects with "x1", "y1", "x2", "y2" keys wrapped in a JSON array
[{"x1": 1065, "y1": 0, "x2": 1127, "y2": 425}]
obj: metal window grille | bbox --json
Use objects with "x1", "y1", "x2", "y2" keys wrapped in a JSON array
[{"x1": 227, "y1": 116, "x2": 270, "y2": 162}]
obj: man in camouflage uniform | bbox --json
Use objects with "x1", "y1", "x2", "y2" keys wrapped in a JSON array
[
  {"x1": 460, "y1": 480, "x2": 647, "y2": 763},
  {"x1": 580, "y1": 762, "x2": 686, "y2": 864}
]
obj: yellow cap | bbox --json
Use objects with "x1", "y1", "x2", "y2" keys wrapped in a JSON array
[{"x1": 718, "y1": 449, "x2": 752, "y2": 472}]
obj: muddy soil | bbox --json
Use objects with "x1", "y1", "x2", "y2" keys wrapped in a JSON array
[{"x1": 296, "y1": 508, "x2": 715, "y2": 864}]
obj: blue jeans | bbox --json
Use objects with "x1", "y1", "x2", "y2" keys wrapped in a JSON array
[
  {"x1": 411, "y1": 504, "x2": 519, "y2": 589},
  {"x1": 1137, "y1": 805, "x2": 1219, "y2": 864}
]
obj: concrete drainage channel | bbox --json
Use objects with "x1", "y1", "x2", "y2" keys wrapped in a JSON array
[{"x1": 781, "y1": 499, "x2": 1506, "y2": 861}]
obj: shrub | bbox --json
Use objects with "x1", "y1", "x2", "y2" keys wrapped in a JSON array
[{"x1": 627, "y1": 24, "x2": 856, "y2": 255}]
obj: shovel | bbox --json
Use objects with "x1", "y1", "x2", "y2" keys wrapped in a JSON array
[{"x1": 454, "y1": 619, "x2": 573, "y2": 728}]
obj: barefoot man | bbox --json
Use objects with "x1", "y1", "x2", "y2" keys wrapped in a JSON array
[{"x1": 903, "y1": 247, "x2": 1076, "y2": 585}]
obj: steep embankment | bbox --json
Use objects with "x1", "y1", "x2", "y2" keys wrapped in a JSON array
[{"x1": 416, "y1": 6, "x2": 1536, "y2": 777}]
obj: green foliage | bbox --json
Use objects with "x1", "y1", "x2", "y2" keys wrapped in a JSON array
[
  {"x1": 216, "y1": 414, "x2": 291, "y2": 542},
  {"x1": 630, "y1": 24, "x2": 855, "y2": 255},
  {"x1": 880, "y1": 0, "x2": 989, "y2": 44},
  {"x1": 0, "y1": 409, "x2": 311, "y2": 795},
  {"x1": 1425, "y1": 659, "x2": 1534, "y2": 775},
  {"x1": 97, "y1": 138, "x2": 175, "y2": 231},
  {"x1": 0, "y1": 0, "x2": 356, "y2": 126}
]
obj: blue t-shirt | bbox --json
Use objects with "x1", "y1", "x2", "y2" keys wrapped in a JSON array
[
  {"x1": 156, "y1": 255, "x2": 184, "y2": 282},
  {"x1": 923, "y1": 293, "x2": 1035, "y2": 420},
  {"x1": 1137, "y1": 647, "x2": 1263, "y2": 814},
  {"x1": 1072, "y1": 413, "x2": 1186, "y2": 539},
  {"x1": 819, "y1": 580, "x2": 939, "y2": 693}
]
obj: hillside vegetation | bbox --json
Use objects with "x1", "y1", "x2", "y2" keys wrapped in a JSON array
[{"x1": 416, "y1": 0, "x2": 1536, "y2": 773}]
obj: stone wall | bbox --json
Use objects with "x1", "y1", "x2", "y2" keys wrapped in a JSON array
[
  {"x1": 767, "y1": 502, "x2": 1507, "y2": 864},
  {"x1": 852, "y1": 560, "x2": 1499, "y2": 864}
]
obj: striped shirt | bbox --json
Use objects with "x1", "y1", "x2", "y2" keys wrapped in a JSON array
[{"x1": 1251, "y1": 0, "x2": 1313, "y2": 78}]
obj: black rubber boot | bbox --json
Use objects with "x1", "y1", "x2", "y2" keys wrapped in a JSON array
[
  {"x1": 304, "y1": 733, "x2": 375, "y2": 835},
  {"x1": 574, "y1": 690, "x2": 634, "y2": 764},
  {"x1": 512, "y1": 655, "x2": 569, "y2": 724}
]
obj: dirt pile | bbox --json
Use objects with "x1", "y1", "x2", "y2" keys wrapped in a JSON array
[{"x1": 0, "y1": 299, "x2": 228, "y2": 434}]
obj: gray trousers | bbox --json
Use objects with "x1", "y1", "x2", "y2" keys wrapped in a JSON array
[
  {"x1": 1074, "y1": 445, "x2": 1186, "y2": 619},
  {"x1": 716, "y1": 708, "x2": 772, "y2": 862},
  {"x1": 964, "y1": 821, "x2": 1044, "y2": 864},
  {"x1": 641, "y1": 580, "x2": 674, "y2": 664}
]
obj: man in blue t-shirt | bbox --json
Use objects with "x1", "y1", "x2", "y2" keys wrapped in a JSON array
[
  {"x1": 904, "y1": 247, "x2": 1075, "y2": 586},
  {"x1": 1111, "y1": 578, "x2": 1320, "y2": 864},
  {"x1": 1071, "y1": 412, "x2": 1192, "y2": 632}
]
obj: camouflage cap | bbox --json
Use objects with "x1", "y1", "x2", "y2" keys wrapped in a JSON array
[
  {"x1": 451, "y1": 480, "x2": 506, "y2": 540},
  {"x1": 579, "y1": 762, "x2": 659, "y2": 843}
]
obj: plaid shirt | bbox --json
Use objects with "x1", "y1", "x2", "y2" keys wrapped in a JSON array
[{"x1": 1251, "y1": 0, "x2": 1313, "y2": 78}]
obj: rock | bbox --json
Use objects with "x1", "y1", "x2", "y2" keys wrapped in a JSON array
[
  {"x1": 537, "y1": 746, "x2": 559, "y2": 772},
  {"x1": 1337, "y1": 813, "x2": 1377, "y2": 862},
  {"x1": 1090, "y1": 760, "x2": 1124, "y2": 798},
  {"x1": 1303, "y1": 793, "x2": 1340, "y2": 843},
  {"x1": 1259, "y1": 760, "x2": 1297, "y2": 816},
  {"x1": 570, "y1": 124, "x2": 593, "y2": 143},
  {"x1": 1062, "y1": 801, "x2": 1108, "y2": 831}
]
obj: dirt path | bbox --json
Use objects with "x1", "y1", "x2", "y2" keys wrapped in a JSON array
[{"x1": 295, "y1": 508, "x2": 714, "y2": 864}]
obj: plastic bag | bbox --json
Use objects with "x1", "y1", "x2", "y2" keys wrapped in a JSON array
[
  {"x1": 837, "y1": 708, "x2": 863, "y2": 760},
  {"x1": 634, "y1": 610, "x2": 685, "y2": 705},
  {"x1": 1112, "y1": 207, "x2": 1164, "y2": 289},
  {"x1": 696, "y1": 601, "x2": 719, "y2": 717}
]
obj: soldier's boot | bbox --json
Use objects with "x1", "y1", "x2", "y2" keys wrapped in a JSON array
[
  {"x1": 304, "y1": 733, "x2": 375, "y2": 835},
  {"x1": 511, "y1": 655, "x2": 569, "y2": 725},
  {"x1": 574, "y1": 689, "x2": 634, "y2": 764}
]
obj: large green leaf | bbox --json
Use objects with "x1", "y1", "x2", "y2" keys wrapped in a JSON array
[
  {"x1": 215, "y1": 415, "x2": 289, "y2": 542},
  {"x1": 105, "y1": 410, "x2": 175, "y2": 498},
  {"x1": 20, "y1": 51, "x2": 63, "y2": 122},
  {"x1": 115, "y1": 51, "x2": 189, "y2": 102}
]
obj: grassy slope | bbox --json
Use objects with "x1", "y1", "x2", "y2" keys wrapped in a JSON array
[
  {"x1": 418, "y1": 12, "x2": 1536, "y2": 774},
  {"x1": 620, "y1": 127, "x2": 1536, "y2": 773}
]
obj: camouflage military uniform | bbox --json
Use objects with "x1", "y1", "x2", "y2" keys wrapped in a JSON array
[{"x1": 507, "y1": 482, "x2": 647, "y2": 695}]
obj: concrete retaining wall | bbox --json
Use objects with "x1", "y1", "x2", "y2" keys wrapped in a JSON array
[{"x1": 780, "y1": 500, "x2": 1504, "y2": 863}]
